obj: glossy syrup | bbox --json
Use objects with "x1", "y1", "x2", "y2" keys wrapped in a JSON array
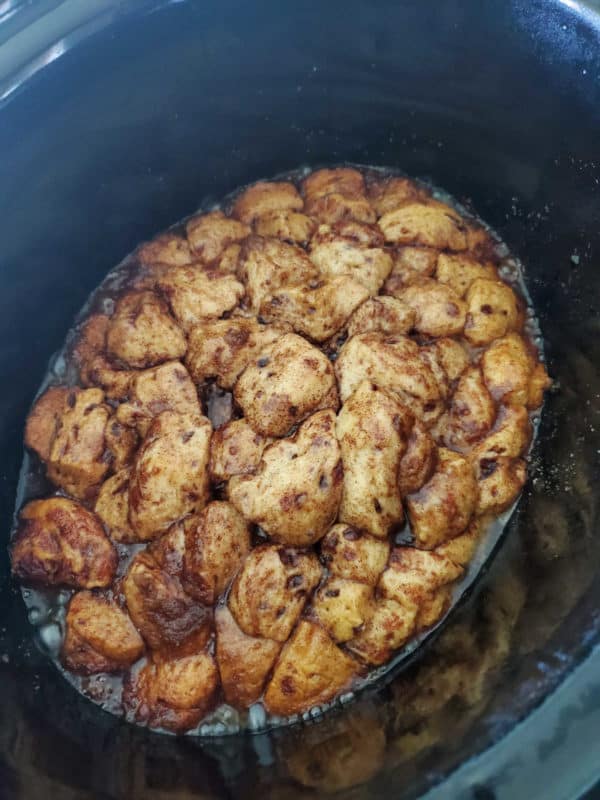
[{"x1": 11, "y1": 165, "x2": 546, "y2": 736}]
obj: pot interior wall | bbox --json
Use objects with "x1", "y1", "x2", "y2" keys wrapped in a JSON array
[{"x1": 1, "y1": 1, "x2": 599, "y2": 798}]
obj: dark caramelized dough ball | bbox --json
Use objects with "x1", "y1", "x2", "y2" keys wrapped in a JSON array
[
  {"x1": 157, "y1": 266, "x2": 244, "y2": 330},
  {"x1": 311, "y1": 578, "x2": 374, "y2": 642},
  {"x1": 186, "y1": 210, "x2": 250, "y2": 263},
  {"x1": 24, "y1": 386, "x2": 69, "y2": 462},
  {"x1": 348, "y1": 598, "x2": 417, "y2": 665},
  {"x1": 11, "y1": 498, "x2": 117, "y2": 588},
  {"x1": 464, "y1": 278, "x2": 521, "y2": 345},
  {"x1": 335, "y1": 333, "x2": 443, "y2": 427},
  {"x1": 234, "y1": 333, "x2": 339, "y2": 437},
  {"x1": 367, "y1": 176, "x2": 426, "y2": 216},
  {"x1": 95, "y1": 468, "x2": 135, "y2": 543},
  {"x1": 182, "y1": 501, "x2": 250, "y2": 605},
  {"x1": 336, "y1": 381, "x2": 410, "y2": 539},
  {"x1": 263, "y1": 620, "x2": 358, "y2": 716},
  {"x1": 228, "y1": 410, "x2": 342, "y2": 546},
  {"x1": 186, "y1": 317, "x2": 287, "y2": 389},
  {"x1": 320, "y1": 524, "x2": 390, "y2": 586},
  {"x1": 406, "y1": 448, "x2": 478, "y2": 548},
  {"x1": 129, "y1": 411, "x2": 212, "y2": 541},
  {"x1": 254, "y1": 209, "x2": 316, "y2": 243},
  {"x1": 228, "y1": 545, "x2": 321, "y2": 642},
  {"x1": 116, "y1": 361, "x2": 201, "y2": 436},
  {"x1": 209, "y1": 418, "x2": 272, "y2": 482},
  {"x1": 482, "y1": 332, "x2": 551, "y2": 407},
  {"x1": 232, "y1": 181, "x2": 303, "y2": 223},
  {"x1": 378, "y1": 200, "x2": 468, "y2": 251},
  {"x1": 215, "y1": 604, "x2": 282, "y2": 709},
  {"x1": 123, "y1": 551, "x2": 210, "y2": 651},
  {"x1": 395, "y1": 279, "x2": 467, "y2": 337},
  {"x1": 62, "y1": 590, "x2": 144, "y2": 674},
  {"x1": 136, "y1": 232, "x2": 192, "y2": 267},
  {"x1": 383, "y1": 245, "x2": 439, "y2": 292},
  {"x1": 123, "y1": 651, "x2": 219, "y2": 732},
  {"x1": 309, "y1": 234, "x2": 392, "y2": 295},
  {"x1": 239, "y1": 235, "x2": 317, "y2": 312},
  {"x1": 475, "y1": 456, "x2": 527, "y2": 514},
  {"x1": 106, "y1": 290, "x2": 186, "y2": 369},
  {"x1": 46, "y1": 387, "x2": 111, "y2": 500},
  {"x1": 260, "y1": 276, "x2": 369, "y2": 343},
  {"x1": 398, "y1": 419, "x2": 437, "y2": 497},
  {"x1": 347, "y1": 296, "x2": 415, "y2": 337}
]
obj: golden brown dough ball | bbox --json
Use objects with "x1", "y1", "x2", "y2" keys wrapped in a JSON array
[
  {"x1": 336, "y1": 381, "x2": 410, "y2": 538},
  {"x1": 24, "y1": 386, "x2": 70, "y2": 462},
  {"x1": 73, "y1": 314, "x2": 135, "y2": 400},
  {"x1": 378, "y1": 201, "x2": 468, "y2": 250},
  {"x1": 254, "y1": 209, "x2": 316, "y2": 243},
  {"x1": 464, "y1": 278, "x2": 521, "y2": 345},
  {"x1": 406, "y1": 448, "x2": 478, "y2": 548},
  {"x1": 228, "y1": 410, "x2": 342, "y2": 546},
  {"x1": 471, "y1": 403, "x2": 532, "y2": 461},
  {"x1": 309, "y1": 236, "x2": 392, "y2": 295},
  {"x1": 263, "y1": 620, "x2": 358, "y2": 716},
  {"x1": 239, "y1": 235, "x2": 317, "y2": 312},
  {"x1": 45, "y1": 387, "x2": 111, "y2": 500},
  {"x1": 186, "y1": 210, "x2": 250, "y2": 263},
  {"x1": 367, "y1": 176, "x2": 426, "y2": 216},
  {"x1": 186, "y1": 317, "x2": 287, "y2": 389},
  {"x1": 62, "y1": 590, "x2": 144, "y2": 674},
  {"x1": 106, "y1": 290, "x2": 186, "y2": 369},
  {"x1": 335, "y1": 333, "x2": 443, "y2": 426},
  {"x1": 378, "y1": 547, "x2": 462, "y2": 610},
  {"x1": 395, "y1": 279, "x2": 467, "y2": 337},
  {"x1": 348, "y1": 599, "x2": 417, "y2": 665},
  {"x1": 302, "y1": 167, "x2": 366, "y2": 199},
  {"x1": 259, "y1": 276, "x2": 369, "y2": 343},
  {"x1": 116, "y1": 360, "x2": 201, "y2": 436},
  {"x1": 475, "y1": 456, "x2": 527, "y2": 514},
  {"x1": 136, "y1": 232, "x2": 192, "y2": 267},
  {"x1": 123, "y1": 650, "x2": 219, "y2": 732},
  {"x1": 398, "y1": 419, "x2": 437, "y2": 496},
  {"x1": 481, "y1": 332, "x2": 550, "y2": 407},
  {"x1": 311, "y1": 578, "x2": 374, "y2": 642},
  {"x1": 436, "y1": 253, "x2": 498, "y2": 297},
  {"x1": 215, "y1": 604, "x2": 282, "y2": 709},
  {"x1": 209, "y1": 418, "x2": 272, "y2": 482},
  {"x1": 182, "y1": 501, "x2": 250, "y2": 605},
  {"x1": 95, "y1": 468, "x2": 135, "y2": 543},
  {"x1": 232, "y1": 181, "x2": 303, "y2": 223},
  {"x1": 441, "y1": 366, "x2": 496, "y2": 451},
  {"x1": 347, "y1": 296, "x2": 416, "y2": 337},
  {"x1": 11, "y1": 498, "x2": 117, "y2": 589},
  {"x1": 157, "y1": 266, "x2": 244, "y2": 330},
  {"x1": 383, "y1": 245, "x2": 439, "y2": 292},
  {"x1": 234, "y1": 333, "x2": 339, "y2": 437},
  {"x1": 129, "y1": 411, "x2": 212, "y2": 541},
  {"x1": 228, "y1": 545, "x2": 322, "y2": 642},
  {"x1": 320, "y1": 523, "x2": 390, "y2": 585}
]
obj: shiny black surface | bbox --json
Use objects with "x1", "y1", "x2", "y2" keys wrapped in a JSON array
[{"x1": 1, "y1": 1, "x2": 600, "y2": 797}]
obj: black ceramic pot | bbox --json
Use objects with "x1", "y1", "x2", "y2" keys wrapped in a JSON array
[{"x1": 1, "y1": 1, "x2": 600, "y2": 798}]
